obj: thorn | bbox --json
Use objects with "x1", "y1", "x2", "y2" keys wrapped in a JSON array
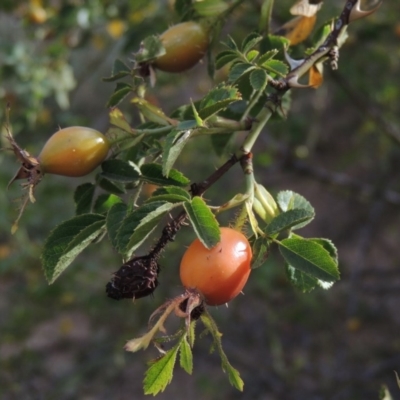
[
  {"x1": 349, "y1": 0, "x2": 382, "y2": 23},
  {"x1": 287, "y1": 75, "x2": 311, "y2": 89},
  {"x1": 284, "y1": 49, "x2": 304, "y2": 71}
]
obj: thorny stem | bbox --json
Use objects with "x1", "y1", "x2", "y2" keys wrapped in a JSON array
[
  {"x1": 271, "y1": 0, "x2": 375, "y2": 91},
  {"x1": 149, "y1": 153, "x2": 244, "y2": 258}
]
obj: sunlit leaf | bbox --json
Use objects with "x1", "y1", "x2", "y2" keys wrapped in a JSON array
[
  {"x1": 41, "y1": 214, "x2": 106, "y2": 284},
  {"x1": 141, "y1": 163, "x2": 190, "y2": 187},
  {"x1": 184, "y1": 197, "x2": 220, "y2": 249},
  {"x1": 278, "y1": 237, "x2": 340, "y2": 282}
]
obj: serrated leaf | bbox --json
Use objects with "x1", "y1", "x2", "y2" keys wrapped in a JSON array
[
  {"x1": 184, "y1": 197, "x2": 220, "y2": 249},
  {"x1": 74, "y1": 183, "x2": 95, "y2": 215},
  {"x1": 262, "y1": 34, "x2": 290, "y2": 54},
  {"x1": 251, "y1": 236, "x2": 270, "y2": 269},
  {"x1": 146, "y1": 186, "x2": 191, "y2": 204},
  {"x1": 286, "y1": 264, "x2": 318, "y2": 292},
  {"x1": 215, "y1": 50, "x2": 239, "y2": 70},
  {"x1": 277, "y1": 190, "x2": 315, "y2": 229},
  {"x1": 101, "y1": 159, "x2": 140, "y2": 183},
  {"x1": 246, "y1": 49, "x2": 259, "y2": 62},
  {"x1": 267, "y1": 209, "x2": 314, "y2": 235},
  {"x1": 309, "y1": 237, "x2": 338, "y2": 262},
  {"x1": 41, "y1": 214, "x2": 106, "y2": 284},
  {"x1": 102, "y1": 59, "x2": 131, "y2": 82},
  {"x1": 163, "y1": 129, "x2": 192, "y2": 177},
  {"x1": 97, "y1": 176, "x2": 126, "y2": 195},
  {"x1": 106, "y1": 82, "x2": 132, "y2": 108},
  {"x1": 257, "y1": 49, "x2": 279, "y2": 66},
  {"x1": 135, "y1": 35, "x2": 165, "y2": 63},
  {"x1": 106, "y1": 202, "x2": 128, "y2": 249},
  {"x1": 141, "y1": 163, "x2": 190, "y2": 187},
  {"x1": 125, "y1": 202, "x2": 176, "y2": 257},
  {"x1": 249, "y1": 69, "x2": 268, "y2": 91},
  {"x1": 241, "y1": 32, "x2": 263, "y2": 55},
  {"x1": 224, "y1": 35, "x2": 239, "y2": 51},
  {"x1": 116, "y1": 201, "x2": 171, "y2": 256},
  {"x1": 143, "y1": 342, "x2": 180, "y2": 395},
  {"x1": 261, "y1": 59, "x2": 288, "y2": 76},
  {"x1": 278, "y1": 237, "x2": 340, "y2": 282},
  {"x1": 179, "y1": 335, "x2": 193, "y2": 374},
  {"x1": 228, "y1": 63, "x2": 255, "y2": 83},
  {"x1": 93, "y1": 194, "x2": 122, "y2": 214},
  {"x1": 199, "y1": 85, "x2": 242, "y2": 120}
]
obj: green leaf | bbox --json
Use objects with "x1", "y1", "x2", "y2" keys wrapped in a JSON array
[
  {"x1": 146, "y1": 186, "x2": 191, "y2": 204},
  {"x1": 41, "y1": 214, "x2": 106, "y2": 284},
  {"x1": 246, "y1": 49, "x2": 259, "y2": 62},
  {"x1": 249, "y1": 69, "x2": 268, "y2": 91},
  {"x1": 267, "y1": 209, "x2": 314, "y2": 235},
  {"x1": 93, "y1": 194, "x2": 122, "y2": 214},
  {"x1": 286, "y1": 264, "x2": 319, "y2": 293},
  {"x1": 261, "y1": 34, "x2": 290, "y2": 54},
  {"x1": 97, "y1": 176, "x2": 126, "y2": 195},
  {"x1": 215, "y1": 50, "x2": 239, "y2": 70},
  {"x1": 199, "y1": 85, "x2": 242, "y2": 120},
  {"x1": 141, "y1": 163, "x2": 190, "y2": 187},
  {"x1": 261, "y1": 59, "x2": 288, "y2": 76},
  {"x1": 277, "y1": 190, "x2": 315, "y2": 229},
  {"x1": 256, "y1": 49, "x2": 278, "y2": 66},
  {"x1": 224, "y1": 35, "x2": 239, "y2": 51},
  {"x1": 184, "y1": 197, "x2": 220, "y2": 249},
  {"x1": 228, "y1": 62, "x2": 255, "y2": 83},
  {"x1": 135, "y1": 35, "x2": 165, "y2": 63},
  {"x1": 163, "y1": 129, "x2": 192, "y2": 177},
  {"x1": 176, "y1": 120, "x2": 198, "y2": 130},
  {"x1": 179, "y1": 335, "x2": 193, "y2": 374},
  {"x1": 101, "y1": 159, "x2": 141, "y2": 183},
  {"x1": 106, "y1": 82, "x2": 132, "y2": 108},
  {"x1": 102, "y1": 59, "x2": 131, "y2": 82},
  {"x1": 106, "y1": 202, "x2": 128, "y2": 250},
  {"x1": 241, "y1": 32, "x2": 263, "y2": 55},
  {"x1": 125, "y1": 202, "x2": 176, "y2": 257},
  {"x1": 143, "y1": 342, "x2": 180, "y2": 395},
  {"x1": 278, "y1": 237, "x2": 340, "y2": 282},
  {"x1": 74, "y1": 183, "x2": 95, "y2": 215},
  {"x1": 309, "y1": 237, "x2": 338, "y2": 263},
  {"x1": 116, "y1": 201, "x2": 172, "y2": 256},
  {"x1": 251, "y1": 236, "x2": 270, "y2": 269}
]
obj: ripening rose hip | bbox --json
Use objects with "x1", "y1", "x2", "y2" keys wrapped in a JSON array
[
  {"x1": 38, "y1": 126, "x2": 110, "y2": 177},
  {"x1": 180, "y1": 227, "x2": 252, "y2": 306},
  {"x1": 153, "y1": 21, "x2": 210, "y2": 73}
]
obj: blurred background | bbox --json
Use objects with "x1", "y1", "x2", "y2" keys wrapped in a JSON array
[{"x1": 1, "y1": 1, "x2": 400, "y2": 399}]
